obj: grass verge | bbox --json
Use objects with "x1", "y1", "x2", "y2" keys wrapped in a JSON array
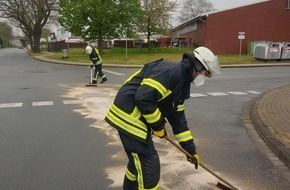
[{"x1": 30, "y1": 47, "x2": 257, "y2": 65}]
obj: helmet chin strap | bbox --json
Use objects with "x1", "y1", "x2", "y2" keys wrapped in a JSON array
[
  {"x1": 192, "y1": 59, "x2": 204, "y2": 80},
  {"x1": 192, "y1": 69, "x2": 199, "y2": 81}
]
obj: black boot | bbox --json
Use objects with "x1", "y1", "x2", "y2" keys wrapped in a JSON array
[{"x1": 101, "y1": 77, "x2": 107, "y2": 83}]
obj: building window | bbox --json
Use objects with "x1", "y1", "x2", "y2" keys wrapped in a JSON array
[{"x1": 286, "y1": 0, "x2": 290, "y2": 9}]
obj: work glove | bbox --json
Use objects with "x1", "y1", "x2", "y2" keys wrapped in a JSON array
[
  {"x1": 152, "y1": 119, "x2": 167, "y2": 138},
  {"x1": 152, "y1": 128, "x2": 167, "y2": 138},
  {"x1": 187, "y1": 153, "x2": 200, "y2": 169},
  {"x1": 90, "y1": 64, "x2": 94, "y2": 69}
]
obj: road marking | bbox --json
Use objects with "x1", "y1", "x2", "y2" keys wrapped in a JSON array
[
  {"x1": 0, "y1": 103, "x2": 23, "y2": 108},
  {"x1": 103, "y1": 69, "x2": 126, "y2": 76},
  {"x1": 32, "y1": 101, "x2": 54, "y2": 106},
  {"x1": 63, "y1": 100, "x2": 83, "y2": 105},
  {"x1": 190, "y1": 91, "x2": 261, "y2": 98},
  {"x1": 207, "y1": 92, "x2": 229, "y2": 96},
  {"x1": 0, "y1": 90, "x2": 261, "y2": 109},
  {"x1": 227, "y1": 91, "x2": 248, "y2": 95},
  {"x1": 247, "y1": 91, "x2": 261, "y2": 94},
  {"x1": 190, "y1": 93, "x2": 208, "y2": 98}
]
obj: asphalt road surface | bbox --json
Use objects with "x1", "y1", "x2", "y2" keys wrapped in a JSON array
[{"x1": 1, "y1": 48, "x2": 290, "y2": 190}]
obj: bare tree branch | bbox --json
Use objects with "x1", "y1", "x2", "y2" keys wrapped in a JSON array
[
  {"x1": 178, "y1": 0, "x2": 215, "y2": 23},
  {"x1": 0, "y1": 0, "x2": 58, "y2": 52}
]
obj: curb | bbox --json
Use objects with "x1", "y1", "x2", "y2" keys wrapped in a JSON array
[
  {"x1": 32, "y1": 55, "x2": 290, "y2": 68},
  {"x1": 32, "y1": 56, "x2": 143, "y2": 68},
  {"x1": 249, "y1": 89, "x2": 290, "y2": 168}
]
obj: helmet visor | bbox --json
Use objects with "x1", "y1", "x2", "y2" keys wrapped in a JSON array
[{"x1": 207, "y1": 56, "x2": 221, "y2": 76}]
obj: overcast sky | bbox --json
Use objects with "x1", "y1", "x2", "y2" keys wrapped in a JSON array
[{"x1": 211, "y1": 0, "x2": 259, "y2": 9}]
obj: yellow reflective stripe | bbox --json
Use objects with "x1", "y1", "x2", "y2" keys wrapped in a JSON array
[
  {"x1": 125, "y1": 168, "x2": 136, "y2": 181},
  {"x1": 123, "y1": 68, "x2": 142, "y2": 84},
  {"x1": 111, "y1": 104, "x2": 147, "y2": 131},
  {"x1": 132, "y1": 153, "x2": 144, "y2": 189},
  {"x1": 131, "y1": 106, "x2": 141, "y2": 119},
  {"x1": 94, "y1": 48, "x2": 103, "y2": 64},
  {"x1": 131, "y1": 153, "x2": 160, "y2": 190},
  {"x1": 177, "y1": 104, "x2": 185, "y2": 111},
  {"x1": 175, "y1": 131, "x2": 193, "y2": 143},
  {"x1": 159, "y1": 89, "x2": 172, "y2": 101},
  {"x1": 106, "y1": 112, "x2": 147, "y2": 140},
  {"x1": 141, "y1": 78, "x2": 167, "y2": 97},
  {"x1": 142, "y1": 108, "x2": 161, "y2": 124}
]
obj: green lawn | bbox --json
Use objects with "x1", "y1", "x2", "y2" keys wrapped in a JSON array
[{"x1": 31, "y1": 47, "x2": 257, "y2": 65}]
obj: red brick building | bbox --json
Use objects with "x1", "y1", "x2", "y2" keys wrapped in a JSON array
[{"x1": 172, "y1": 0, "x2": 290, "y2": 54}]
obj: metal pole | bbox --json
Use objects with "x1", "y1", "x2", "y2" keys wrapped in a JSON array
[
  {"x1": 239, "y1": 39, "x2": 242, "y2": 61},
  {"x1": 179, "y1": 37, "x2": 181, "y2": 51},
  {"x1": 126, "y1": 37, "x2": 128, "y2": 60},
  {"x1": 125, "y1": 29, "x2": 128, "y2": 61}
]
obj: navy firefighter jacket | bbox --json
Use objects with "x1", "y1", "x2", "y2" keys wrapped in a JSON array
[
  {"x1": 105, "y1": 58, "x2": 196, "y2": 154},
  {"x1": 89, "y1": 48, "x2": 103, "y2": 65}
]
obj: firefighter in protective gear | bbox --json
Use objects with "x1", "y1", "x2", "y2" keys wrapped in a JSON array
[
  {"x1": 105, "y1": 47, "x2": 221, "y2": 190},
  {"x1": 85, "y1": 46, "x2": 107, "y2": 84}
]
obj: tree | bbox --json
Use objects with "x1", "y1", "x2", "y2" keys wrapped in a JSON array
[
  {"x1": 178, "y1": 0, "x2": 215, "y2": 23},
  {"x1": 59, "y1": 0, "x2": 141, "y2": 54},
  {"x1": 41, "y1": 28, "x2": 52, "y2": 39},
  {"x1": 0, "y1": 0, "x2": 58, "y2": 53},
  {"x1": 139, "y1": 0, "x2": 177, "y2": 51},
  {"x1": 0, "y1": 21, "x2": 13, "y2": 48}
]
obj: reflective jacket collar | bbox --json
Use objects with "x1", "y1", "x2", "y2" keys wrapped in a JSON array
[{"x1": 181, "y1": 58, "x2": 194, "y2": 83}]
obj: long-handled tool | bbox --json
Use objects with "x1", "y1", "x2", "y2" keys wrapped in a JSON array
[
  {"x1": 85, "y1": 65, "x2": 98, "y2": 87},
  {"x1": 164, "y1": 136, "x2": 240, "y2": 190}
]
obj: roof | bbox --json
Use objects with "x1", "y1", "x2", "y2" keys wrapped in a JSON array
[{"x1": 172, "y1": 0, "x2": 270, "y2": 31}]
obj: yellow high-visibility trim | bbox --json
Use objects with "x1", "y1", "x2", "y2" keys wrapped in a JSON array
[
  {"x1": 132, "y1": 153, "x2": 144, "y2": 189},
  {"x1": 177, "y1": 104, "x2": 185, "y2": 111},
  {"x1": 141, "y1": 78, "x2": 167, "y2": 97},
  {"x1": 159, "y1": 89, "x2": 172, "y2": 101},
  {"x1": 106, "y1": 112, "x2": 147, "y2": 140},
  {"x1": 143, "y1": 108, "x2": 161, "y2": 124},
  {"x1": 123, "y1": 68, "x2": 142, "y2": 84},
  {"x1": 125, "y1": 168, "x2": 136, "y2": 181},
  {"x1": 110, "y1": 104, "x2": 147, "y2": 131},
  {"x1": 175, "y1": 131, "x2": 193, "y2": 143},
  {"x1": 131, "y1": 154, "x2": 160, "y2": 190},
  {"x1": 131, "y1": 106, "x2": 141, "y2": 119}
]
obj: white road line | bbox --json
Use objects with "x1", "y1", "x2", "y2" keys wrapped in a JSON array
[
  {"x1": 0, "y1": 103, "x2": 23, "y2": 108},
  {"x1": 247, "y1": 91, "x2": 261, "y2": 94},
  {"x1": 190, "y1": 93, "x2": 207, "y2": 98},
  {"x1": 207, "y1": 92, "x2": 229, "y2": 96},
  {"x1": 32, "y1": 101, "x2": 54, "y2": 106},
  {"x1": 0, "y1": 90, "x2": 262, "y2": 109},
  {"x1": 103, "y1": 69, "x2": 126, "y2": 76},
  {"x1": 63, "y1": 100, "x2": 83, "y2": 105},
  {"x1": 227, "y1": 91, "x2": 248, "y2": 95}
]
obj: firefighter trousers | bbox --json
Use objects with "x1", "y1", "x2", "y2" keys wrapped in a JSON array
[
  {"x1": 118, "y1": 131, "x2": 160, "y2": 190},
  {"x1": 93, "y1": 63, "x2": 106, "y2": 82}
]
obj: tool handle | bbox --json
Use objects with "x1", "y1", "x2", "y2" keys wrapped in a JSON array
[
  {"x1": 164, "y1": 136, "x2": 238, "y2": 190},
  {"x1": 90, "y1": 67, "x2": 93, "y2": 84}
]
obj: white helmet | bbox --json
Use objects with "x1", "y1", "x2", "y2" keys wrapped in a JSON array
[
  {"x1": 193, "y1": 47, "x2": 221, "y2": 78},
  {"x1": 85, "y1": 46, "x2": 93, "y2": 54}
]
